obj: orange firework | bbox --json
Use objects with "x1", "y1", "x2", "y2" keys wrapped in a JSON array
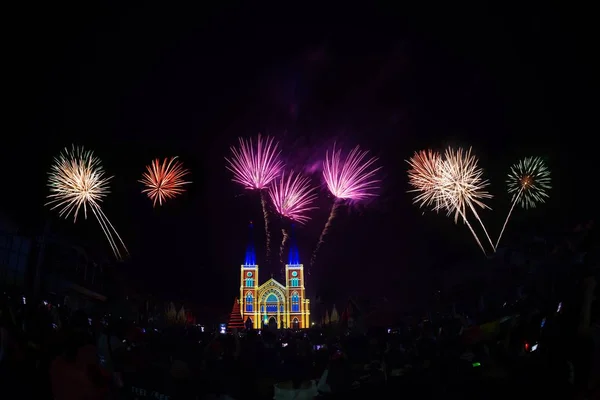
[{"x1": 140, "y1": 157, "x2": 191, "y2": 207}]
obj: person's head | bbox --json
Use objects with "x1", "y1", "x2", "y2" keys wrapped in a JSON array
[
  {"x1": 0, "y1": 300, "x2": 17, "y2": 335},
  {"x1": 246, "y1": 329, "x2": 257, "y2": 340},
  {"x1": 170, "y1": 359, "x2": 190, "y2": 381},
  {"x1": 69, "y1": 310, "x2": 89, "y2": 332},
  {"x1": 0, "y1": 301, "x2": 7, "y2": 324}
]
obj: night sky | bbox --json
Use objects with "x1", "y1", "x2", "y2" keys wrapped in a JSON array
[{"x1": 2, "y1": 4, "x2": 595, "y2": 311}]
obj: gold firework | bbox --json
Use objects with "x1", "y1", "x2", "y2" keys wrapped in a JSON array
[
  {"x1": 407, "y1": 147, "x2": 494, "y2": 255},
  {"x1": 46, "y1": 145, "x2": 128, "y2": 260}
]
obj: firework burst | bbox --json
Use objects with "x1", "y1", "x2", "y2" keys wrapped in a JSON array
[
  {"x1": 140, "y1": 157, "x2": 191, "y2": 207},
  {"x1": 323, "y1": 144, "x2": 381, "y2": 201},
  {"x1": 507, "y1": 156, "x2": 551, "y2": 209},
  {"x1": 495, "y1": 156, "x2": 551, "y2": 249},
  {"x1": 225, "y1": 134, "x2": 284, "y2": 190},
  {"x1": 269, "y1": 171, "x2": 318, "y2": 224},
  {"x1": 439, "y1": 147, "x2": 495, "y2": 253},
  {"x1": 438, "y1": 148, "x2": 492, "y2": 219},
  {"x1": 312, "y1": 144, "x2": 381, "y2": 267},
  {"x1": 46, "y1": 145, "x2": 128, "y2": 260},
  {"x1": 407, "y1": 149, "x2": 446, "y2": 211},
  {"x1": 407, "y1": 147, "x2": 493, "y2": 256},
  {"x1": 225, "y1": 134, "x2": 285, "y2": 260},
  {"x1": 269, "y1": 171, "x2": 317, "y2": 266}
]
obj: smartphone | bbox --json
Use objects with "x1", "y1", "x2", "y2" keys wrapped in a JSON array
[
  {"x1": 282, "y1": 342, "x2": 288, "y2": 348},
  {"x1": 531, "y1": 343, "x2": 538, "y2": 352},
  {"x1": 557, "y1": 302, "x2": 563, "y2": 313}
]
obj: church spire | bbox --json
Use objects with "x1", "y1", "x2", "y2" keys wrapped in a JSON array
[
  {"x1": 244, "y1": 221, "x2": 256, "y2": 265},
  {"x1": 288, "y1": 223, "x2": 300, "y2": 265}
]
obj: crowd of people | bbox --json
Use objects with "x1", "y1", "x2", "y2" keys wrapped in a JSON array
[{"x1": 1, "y1": 226, "x2": 598, "y2": 399}]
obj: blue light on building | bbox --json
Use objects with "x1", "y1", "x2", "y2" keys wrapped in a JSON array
[
  {"x1": 244, "y1": 221, "x2": 256, "y2": 266},
  {"x1": 288, "y1": 224, "x2": 300, "y2": 265}
]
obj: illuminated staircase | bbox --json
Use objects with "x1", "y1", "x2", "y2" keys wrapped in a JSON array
[{"x1": 227, "y1": 298, "x2": 244, "y2": 330}]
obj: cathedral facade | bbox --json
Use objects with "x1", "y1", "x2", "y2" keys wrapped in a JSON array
[{"x1": 238, "y1": 224, "x2": 310, "y2": 329}]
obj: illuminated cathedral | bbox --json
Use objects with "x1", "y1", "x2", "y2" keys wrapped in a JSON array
[{"x1": 239, "y1": 223, "x2": 310, "y2": 329}]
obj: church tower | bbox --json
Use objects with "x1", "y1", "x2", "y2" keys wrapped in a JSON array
[
  {"x1": 239, "y1": 222, "x2": 259, "y2": 327},
  {"x1": 284, "y1": 225, "x2": 310, "y2": 329}
]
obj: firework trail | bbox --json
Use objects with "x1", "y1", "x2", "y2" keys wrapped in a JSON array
[
  {"x1": 311, "y1": 144, "x2": 381, "y2": 267},
  {"x1": 311, "y1": 199, "x2": 341, "y2": 267},
  {"x1": 495, "y1": 156, "x2": 551, "y2": 249},
  {"x1": 46, "y1": 145, "x2": 128, "y2": 260},
  {"x1": 442, "y1": 192, "x2": 488, "y2": 256},
  {"x1": 259, "y1": 190, "x2": 271, "y2": 258},
  {"x1": 140, "y1": 156, "x2": 191, "y2": 207},
  {"x1": 268, "y1": 170, "x2": 318, "y2": 265},
  {"x1": 225, "y1": 134, "x2": 284, "y2": 261},
  {"x1": 439, "y1": 147, "x2": 495, "y2": 252},
  {"x1": 280, "y1": 228, "x2": 289, "y2": 267},
  {"x1": 407, "y1": 148, "x2": 491, "y2": 255}
]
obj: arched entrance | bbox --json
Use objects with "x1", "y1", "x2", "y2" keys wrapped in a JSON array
[
  {"x1": 292, "y1": 317, "x2": 299, "y2": 330},
  {"x1": 259, "y1": 285, "x2": 286, "y2": 330},
  {"x1": 268, "y1": 316, "x2": 277, "y2": 329}
]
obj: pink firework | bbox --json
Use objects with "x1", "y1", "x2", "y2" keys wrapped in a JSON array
[
  {"x1": 225, "y1": 134, "x2": 285, "y2": 261},
  {"x1": 269, "y1": 171, "x2": 318, "y2": 224},
  {"x1": 225, "y1": 134, "x2": 284, "y2": 190},
  {"x1": 312, "y1": 144, "x2": 381, "y2": 268},
  {"x1": 323, "y1": 144, "x2": 381, "y2": 201}
]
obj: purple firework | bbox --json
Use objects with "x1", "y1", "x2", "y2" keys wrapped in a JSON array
[
  {"x1": 269, "y1": 171, "x2": 318, "y2": 224},
  {"x1": 269, "y1": 170, "x2": 318, "y2": 266},
  {"x1": 225, "y1": 134, "x2": 284, "y2": 190},
  {"x1": 225, "y1": 134, "x2": 285, "y2": 261},
  {"x1": 312, "y1": 144, "x2": 381, "y2": 268},
  {"x1": 323, "y1": 144, "x2": 381, "y2": 201}
]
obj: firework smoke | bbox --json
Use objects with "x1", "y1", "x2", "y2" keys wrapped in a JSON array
[{"x1": 46, "y1": 145, "x2": 128, "y2": 260}]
